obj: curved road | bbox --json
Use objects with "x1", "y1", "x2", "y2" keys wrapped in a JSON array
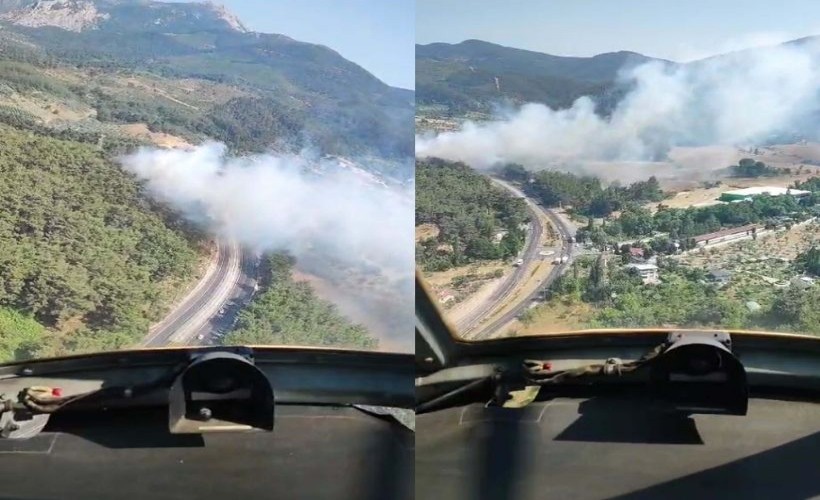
[
  {"x1": 465, "y1": 179, "x2": 577, "y2": 340},
  {"x1": 142, "y1": 239, "x2": 250, "y2": 347},
  {"x1": 457, "y1": 179, "x2": 543, "y2": 333}
]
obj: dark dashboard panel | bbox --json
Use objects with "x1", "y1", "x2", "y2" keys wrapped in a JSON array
[
  {"x1": 0, "y1": 405, "x2": 413, "y2": 500},
  {"x1": 0, "y1": 347, "x2": 416, "y2": 409},
  {"x1": 416, "y1": 397, "x2": 819, "y2": 500}
]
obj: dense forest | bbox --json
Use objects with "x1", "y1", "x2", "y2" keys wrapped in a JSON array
[
  {"x1": 0, "y1": 125, "x2": 200, "y2": 361},
  {"x1": 796, "y1": 246, "x2": 820, "y2": 276},
  {"x1": 498, "y1": 163, "x2": 666, "y2": 217},
  {"x1": 416, "y1": 158, "x2": 529, "y2": 271},
  {"x1": 0, "y1": 307, "x2": 48, "y2": 362},
  {"x1": 223, "y1": 253, "x2": 376, "y2": 349}
]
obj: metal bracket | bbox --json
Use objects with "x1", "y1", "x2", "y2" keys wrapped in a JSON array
[
  {"x1": 668, "y1": 330, "x2": 732, "y2": 351},
  {"x1": 0, "y1": 409, "x2": 49, "y2": 440},
  {"x1": 651, "y1": 330, "x2": 748, "y2": 415},
  {"x1": 169, "y1": 350, "x2": 273, "y2": 434},
  {"x1": 186, "y1": 345, "x2": 255, "y2": 364}
]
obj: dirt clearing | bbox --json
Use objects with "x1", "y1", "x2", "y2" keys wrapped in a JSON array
[
  {"x1": 423, "y1": 261, "x2": 508, "y2": 327},
  {"x1": 415, "y1": 223, "x2": 439, "y2": 243},
  {"x1": 117, "y1": 123, "x2": 193, "y2": 149}
]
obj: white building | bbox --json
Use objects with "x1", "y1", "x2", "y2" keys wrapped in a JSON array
[
  {"x1": 625, "y1": 263, "x2": 659, "y2": 284},
  {"x1": 719, "y1": 186, "x2": 810, "y2": 202}
]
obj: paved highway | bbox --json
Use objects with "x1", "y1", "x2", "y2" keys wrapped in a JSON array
[
  {"x1": 143, "y1": 239, "x2": 252, "y2": 347},
  {"x1": 457, "y1": 179, "x2": 543, "y2": 333},
  {"x1": 466, "y1": 179, "x2": 578, "y2": 340}
]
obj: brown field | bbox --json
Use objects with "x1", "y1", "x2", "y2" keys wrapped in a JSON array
[
  {"x1": 542, "y1": 143, "x2": 820, "y2": 190},
  {"x1": 424, "y1": 261, "x2": 508, "y2": 325},
  {"x1": 497, "y1": 299, "x2": 596, "y2": 339},
  {"x1": 633, "y1": 143, "x2": 820, "y2": 210},
  {"x1": 0, "y1": 91, "x2": 95, "y2": 123},
  {"x1": 656, "y1": 173, "x2": 818, "y2": 210},
  {"x1": 442, "y1": 267, "x2": 507, "y2": 326}
]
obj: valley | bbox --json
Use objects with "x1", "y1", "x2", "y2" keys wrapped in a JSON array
[{"x1": 415, "y1": 35, "x2": 820, "y2": 340}]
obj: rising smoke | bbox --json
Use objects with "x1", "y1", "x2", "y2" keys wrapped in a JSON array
[
  {"x1": 417, "y1": 37, "x2": 820, "y2": 172},
  {"x1": 121, "y1": 143, "x2": 414, "y2": 350}
]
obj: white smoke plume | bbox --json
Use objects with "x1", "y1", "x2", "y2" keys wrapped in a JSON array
[
  {"x1": 417, "y1": 37, "x2": 820, "y2": 171},
  {"x1": 120, "y1": 143, "x2": 414, "y2": 350}
]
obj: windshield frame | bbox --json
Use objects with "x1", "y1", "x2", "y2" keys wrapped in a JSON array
[{"x1": 417, "y1": 269, "x2": 820, "y2": 368}]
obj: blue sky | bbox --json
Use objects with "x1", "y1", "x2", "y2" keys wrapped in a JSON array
[
  {"x1": 189, "y1": 0, "x2": 414, "y2": 89},
  {"x1": 416, "y1": 0, "x2": 820, "y2": 61}
]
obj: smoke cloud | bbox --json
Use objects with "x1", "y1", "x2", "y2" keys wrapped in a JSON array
[
  {"x1": 121, "y1": 143, "x2": 414, "y2": 350},
  {"x1": 417, "y1": 37, "x2": 820, "y2": 172}
]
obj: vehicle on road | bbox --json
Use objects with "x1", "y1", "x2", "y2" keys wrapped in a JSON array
[{"x1": 513, "y1": 258, "x2": 524, "y2": 267}]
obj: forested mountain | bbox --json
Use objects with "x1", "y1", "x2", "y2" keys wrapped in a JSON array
[
  {"x1": 417, "y1": 37, "x2": 820, "y2": 117},
  {"x1": 416, "y1": 36, "x2": 820, "y2": 117},
  {"x1": 416, "y1": 39, "x2": 664, "y2": 115},
  {"x1": 0, "y1": 0, "x2": 413, "y2": 160}
]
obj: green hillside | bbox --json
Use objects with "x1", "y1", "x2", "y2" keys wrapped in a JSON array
[
  {"x1": 224, "y1": 253, "x2": 376, "y2": 350},
  {"x1": 416, "y1": 40, "x2": 661, "y2": 115},
  {"x1": 0, "y1": 0, "x2": 413, "y2": 158},
  {"x1": 0, "y1": 0, "x2": 410, "y2": 360},
  {"x1": 0, "y1": 125, "x2": 200, "y2": 360}
]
